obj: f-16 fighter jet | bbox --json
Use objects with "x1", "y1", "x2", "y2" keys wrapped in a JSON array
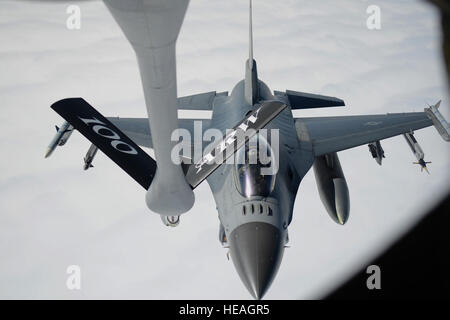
[{"x1": 45, "y1": 0, "x2": 450, "y2": 299}]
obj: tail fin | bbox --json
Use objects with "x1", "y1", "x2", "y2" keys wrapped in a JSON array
[{"x1": 245, "y1": 0, "x2": 259, "y2": 106}]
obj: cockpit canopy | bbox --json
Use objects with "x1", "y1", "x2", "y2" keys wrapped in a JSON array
[{"x1": 234, "y1": 134, "x2": 276, "y2": 198}]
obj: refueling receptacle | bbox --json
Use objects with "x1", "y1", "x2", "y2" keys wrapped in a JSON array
[{"x1": 161, "y1": 215, "x2": 180, "y2": 227}]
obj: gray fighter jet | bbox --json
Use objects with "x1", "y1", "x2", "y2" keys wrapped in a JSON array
[{"x1": 45, "y1": 0, "x2": 450, "y2": 299}]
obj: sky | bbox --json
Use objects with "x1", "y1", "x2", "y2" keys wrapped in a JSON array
[{"x1": 0, "y1": 0, "x2": 449, "y2": 299}]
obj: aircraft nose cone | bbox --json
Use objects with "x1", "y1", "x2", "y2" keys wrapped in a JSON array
[{"x1": 228, "y1": 222, "x2": 285, "y2": 299}]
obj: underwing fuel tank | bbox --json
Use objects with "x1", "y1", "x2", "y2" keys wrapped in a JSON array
[{"x1": 313, "y1": 152, "x2": 350, "y2": 225}]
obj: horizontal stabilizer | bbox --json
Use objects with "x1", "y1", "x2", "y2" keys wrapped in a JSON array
[
  {"x1": 51, "y1": 98, "x2": 157, "y2": 190},
  {"x1": 274, "y1": 90, "x2": 345, "y2": 109},
  {"x1": 177, "y1": 91, "x2": 228, "y2": 110}
]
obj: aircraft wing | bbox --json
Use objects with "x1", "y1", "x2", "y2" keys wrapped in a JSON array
[
  {"x1": 108, "y1": 117, "x2": 211, "y2": 149},
  {"x1": 295, "y1": 112, "x2": 433, "y2": 156}
]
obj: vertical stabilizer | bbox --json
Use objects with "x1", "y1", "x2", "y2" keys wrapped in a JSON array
[{"x1": 245, "y1": 0, "x2": 259, "y2": 106}]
